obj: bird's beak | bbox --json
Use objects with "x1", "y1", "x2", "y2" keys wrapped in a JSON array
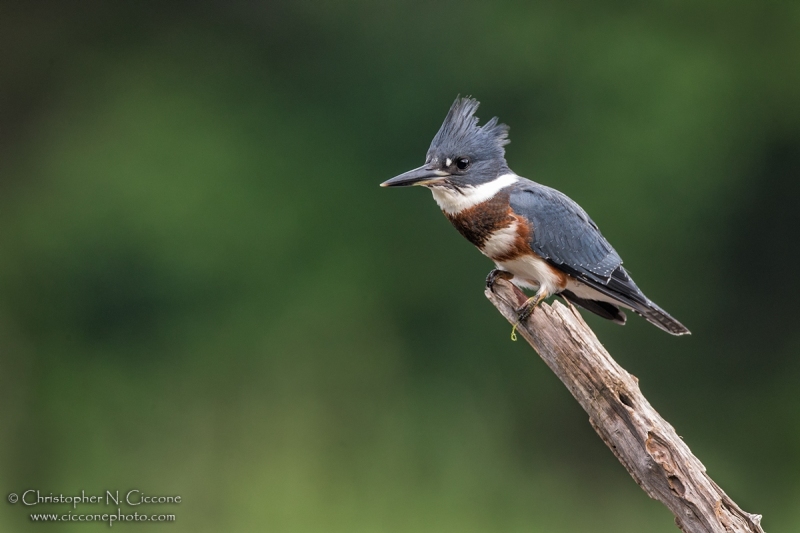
[{"x1": 380, "y1": 165, "x2": 449, "y2": 187}]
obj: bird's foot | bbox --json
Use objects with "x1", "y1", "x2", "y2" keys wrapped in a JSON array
[
  {"x1": 516, "y1": 292, "x2": 547, "y2": 322},
  {"x1": 486, "y1": 269, "x2": 513, "y2": 291},
  {"x1": 510, "y1": 290, "x2": 548, "y2": 341}
]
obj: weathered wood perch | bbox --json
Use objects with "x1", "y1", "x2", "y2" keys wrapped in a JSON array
[{"x1": 485, "y1": 278, "x2": 765, "y2": 533}]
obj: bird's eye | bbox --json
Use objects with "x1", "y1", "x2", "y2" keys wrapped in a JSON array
[{"x1": 456, "y1": 157, "x2": 470, "y2": 170}]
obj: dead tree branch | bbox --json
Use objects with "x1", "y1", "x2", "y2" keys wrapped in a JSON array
[{"x1": 485, "y1": 278, "x2": 765, "y2": 533}]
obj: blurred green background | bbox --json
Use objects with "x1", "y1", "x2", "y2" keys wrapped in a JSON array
[{"x1": 1, "y1": 1, "x2": 799, "y2": 531}]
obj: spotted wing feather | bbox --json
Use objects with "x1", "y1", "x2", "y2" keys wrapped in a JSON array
[
  {"x1": 509, "y1": 179, "x2": 689, "y2": 335},
  {"x1": 509, "y1": 180, "x2": 625, "y2": 285}
]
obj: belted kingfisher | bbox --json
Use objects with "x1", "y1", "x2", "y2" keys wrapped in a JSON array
[{"x1": 381, "y1": 97, "x2": 689, "y2": 336}]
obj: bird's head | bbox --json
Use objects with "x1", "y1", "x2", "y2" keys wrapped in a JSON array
[{"x1": 381, "y1": 97, "x2": 510, "y2": 190}]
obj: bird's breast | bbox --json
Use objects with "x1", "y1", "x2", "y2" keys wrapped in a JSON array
[
  {"x1": 481, "y1": 221, "x2": 520, "y2": 259},
  {"x1": 444, "y1": 194, "x2": 534, "y2": 263},
  {"x1": 444, "y1": 193, "x2": 511, "y2": 247},
  {"x1": 442, "y1": 192, "x2": 567, "y2": 293}
]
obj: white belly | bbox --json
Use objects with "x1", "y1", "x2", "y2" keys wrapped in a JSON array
[
  {"x1": 497, "y1": 257, "x2": 627, "y2": 309},
  {"x1": 495, "y1": 255, "x2": 563, "y2": 296}
]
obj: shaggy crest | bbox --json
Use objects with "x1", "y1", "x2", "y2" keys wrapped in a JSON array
[{"x1": 428, "y1": 96, "x2": 510, "y2": 160}]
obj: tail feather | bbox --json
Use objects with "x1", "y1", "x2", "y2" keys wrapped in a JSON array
[
  {"x1": 556, "y1": 264, "x2": 690, "y2": 336},
  {"x1": 630, "y1": 300, "x2": 691, "y2": 336}
]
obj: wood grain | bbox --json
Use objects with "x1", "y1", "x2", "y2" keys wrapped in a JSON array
[{"x1": 485, "y1": 279, "x2": 765, "y2": 533}]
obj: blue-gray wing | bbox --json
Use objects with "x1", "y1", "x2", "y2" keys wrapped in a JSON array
[
  {"x1": 509, "y1": 181, "x2": 622, "y2": 283},
  {"x1": 508, "y1": 180, "x2": 690, "y2": 335}
]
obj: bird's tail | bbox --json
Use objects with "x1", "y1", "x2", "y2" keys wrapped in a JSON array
[
  {"x1": 561, "y1": 290, "x2": 690, "y2": 336},
  {"x1": 631, "y1": 300, "x2": 690, "y2": 336},
  {"x1": 557, "y1": 265, "x2": 690, "y2": 336}
]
